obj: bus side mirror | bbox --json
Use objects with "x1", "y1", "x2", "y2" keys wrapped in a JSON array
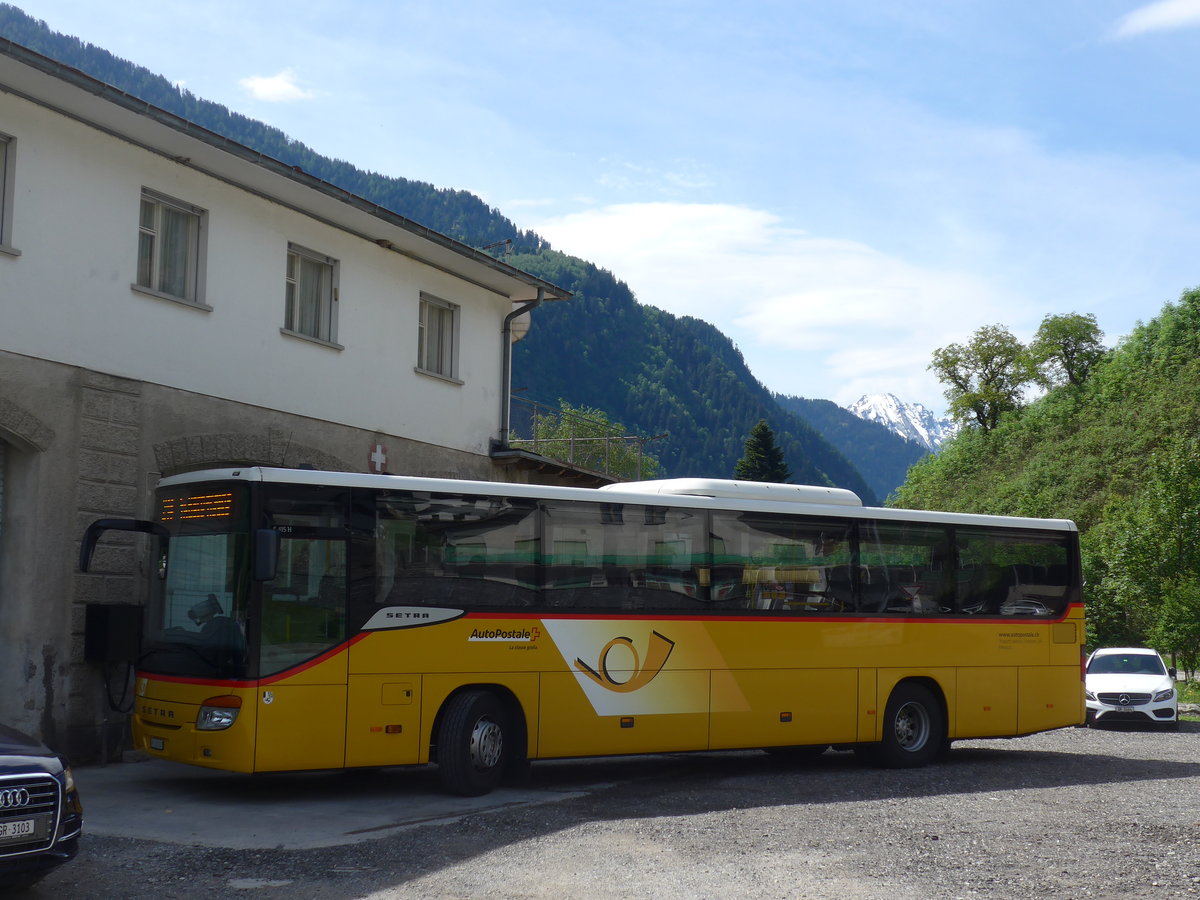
[
  {"x1": 254, "y1": 529, "x2": 280, "y2": 581},
  {"x1": 80, "y1": 518, "x2": 169, "y2": 572}
]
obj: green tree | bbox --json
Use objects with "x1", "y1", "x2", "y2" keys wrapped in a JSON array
[
  {"x1": 1028, "y1": 312, "x2": 1106, "y2": 388},
  {"x1": 1148, "y1": 579, "x2": 1200, "y2": 678},
  {"x1": 929, "y1": 324, "x2": 1033, "y2": 432},
  {"x1": 734, "y1": 420, "x2": 791, "y2": 482},
  {"x1": 519, "y1": 399, "x2": 662, "y2": 481},
  {"x1": 1089, "y1": 436, "x2": 1200, "y2": 651}
]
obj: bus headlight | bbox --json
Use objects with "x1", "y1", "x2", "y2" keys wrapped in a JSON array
[{"x1": 196, "y1": 695, "x2": 242, "y2": 731}]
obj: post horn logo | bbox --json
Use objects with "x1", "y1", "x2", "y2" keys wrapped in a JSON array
[{"x1": 574, "y1": 631, "x2": 675, "y2": 693}]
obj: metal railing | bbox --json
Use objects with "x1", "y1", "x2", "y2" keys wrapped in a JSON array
[{"x1": 507, "y1": 396, "x2": 665, "y2": 480}]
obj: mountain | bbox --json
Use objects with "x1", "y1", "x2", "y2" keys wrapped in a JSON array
[
  {"x1": 846, "y1": 394, "x2": 956, "y2": 452},
  {"x1": 0, "y1": 6, "x2": 880, "y2": 503},
  {"x1": 774, "y1": 395, "x2": 928, "y2": 503}
]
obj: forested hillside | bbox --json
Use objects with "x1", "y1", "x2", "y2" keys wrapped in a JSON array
[
  {"x1": 507, "y1": 251, "x2": 877, "y2": 501},
  {"x1": 892, "y1": 289, "x2": 1200, "y2": 662},
  {"x1": 1, "y1": 4, "x2": 888, "y2": 501},
  {"x1": 0, "y1": 4, "x2": 544, "y2": 257},
  {"x1": 774, "y1": 395, "x2": 927, "y2": 502}
]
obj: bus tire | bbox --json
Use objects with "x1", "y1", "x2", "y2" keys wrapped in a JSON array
[
  {"x1": 869, "y1": 682, "x2": 944, "y2": 768},
  {"x1": 436, "y1": 690, "x2": 509, "y2": 796}
]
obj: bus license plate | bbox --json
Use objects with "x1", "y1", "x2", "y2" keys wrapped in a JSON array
[{"x1": 0, "y1": 819, "x2": 36, "y2": 841}]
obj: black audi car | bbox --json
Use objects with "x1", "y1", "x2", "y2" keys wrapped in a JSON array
[{"x1": 0, "y1": 724, "x2": 83, "y2": 889}]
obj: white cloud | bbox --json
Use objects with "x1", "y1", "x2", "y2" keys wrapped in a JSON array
[
  {"x1": 1113, "y1": 0, "x2": 1200, "y2": 38},
  {"x1": 238, "y1": 69, "x2": 316, "y2": 102},
  {"x1": 535, "y1": 202, "x2": 1013, "y2": 410}
]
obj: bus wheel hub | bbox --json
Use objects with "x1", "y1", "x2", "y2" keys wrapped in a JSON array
[{"x1": 470, "y1": 718, "x2": 503, "y2": 770}]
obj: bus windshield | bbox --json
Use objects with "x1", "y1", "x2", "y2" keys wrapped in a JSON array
[{"x1": 143, "y1": 486, "x2": 250, "y2": 679}]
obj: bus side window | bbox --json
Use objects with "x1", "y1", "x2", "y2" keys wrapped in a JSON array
[
  {"x1": 860, "y1": 521, "x2": 953, "y2": 615},
  {"x1": 954, "y1": 528, "x2": 1071, "y2": 617},
  {"x1": 375, "y1": 492, "x2": 538, "y2": 609},
  {"x1": 710, "y1": 512, "x2": 851, "y2": 613},
  {"x1": 543, "y1": 502, "x2": 633, "y2": 609},
  {"x1": 541, "y1": 502, "x2": 707, "y2": 611}
]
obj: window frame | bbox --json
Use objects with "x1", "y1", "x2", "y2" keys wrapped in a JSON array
[
  {"x1": 282, "y1": 242, "x2": 342, "y2": 348},
  {"x1": 0, "y1": 131, "x2": 17, "y2": 256},
  {"x1": 416, "y1": 292, "x2": 461, "y2": 383},
  {"x1": 132, "y1": 188, "x2": 208, "y2": 308}
]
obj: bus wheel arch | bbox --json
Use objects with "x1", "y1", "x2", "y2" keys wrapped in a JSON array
[
  {"x1": 432, "y1": 686, "x2": 527, "y2": 796},
  {"x1": 865, "y1": 678, "x2": 947, "y2": 768}
]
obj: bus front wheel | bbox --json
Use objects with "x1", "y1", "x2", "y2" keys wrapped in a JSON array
[
  {"x1": 868, "y1": 682, "x2": 945, "y2": 768},
  {"x1": 436, "y1": 690, "x2": 509, "y2": 796}
]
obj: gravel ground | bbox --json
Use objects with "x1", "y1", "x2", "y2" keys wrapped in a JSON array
[{"x1": 27, "y1": 720, "x2": 1200, "y2": 900}]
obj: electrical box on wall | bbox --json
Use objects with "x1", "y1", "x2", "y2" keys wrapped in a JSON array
[{"x1": 84, "y1": 603, "x2": 141, "y2": 663}]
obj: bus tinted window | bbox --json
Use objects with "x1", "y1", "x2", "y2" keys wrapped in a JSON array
[
  {"x1": 859, "y1": 521, "x2": 953, "y2": 614},
  {"x1": 144, "y1": 484, "x2": 250, "y2": 678},
  {"x1": 375, "y1": 492, "x2": 539, "y2": 608},
  {"x1": 261, "y1": 489, "x2": 349, "y2": 674},
  {"x1": 954, "y1": 527, "x2": 1071, "y2": 617},
  {"x1": 711, "y1": 512, "x2": 852, "y2": 612},
  {"x1": 542, "y1": 502, "x2": 707, "y2": 610},
  {"x1": 153, "y1": 531, "x2": 249, "y2": 676}
]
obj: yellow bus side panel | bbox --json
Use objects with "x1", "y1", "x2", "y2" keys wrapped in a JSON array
[
  {"x1": 345, "y1": 674, "x2": 423, "y2": 767},
  {"x1": 857, "y1": 668, "x2": 878, "y2": 742},
  {"x1": 350, "y1": 627, "x2": 551, "y2": 675},
  {"x1": 709, "y1": 668, "x2": 858, "y2": 749},
  {"x1": 254, "y1": 684, "x2": 347, "y2": 771},
  {"x1": 954, "y1": 668, "x2": 1018, "y2": 738},
  {"x1": 537, "y1": 670, "x2": 709, "y2": 758},
  {"x1": 1018, "y1": 665, "x2": 1085, "y2": 733}
]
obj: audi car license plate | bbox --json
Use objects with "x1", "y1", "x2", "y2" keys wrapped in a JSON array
[{"x1": 0, "y1": 818, "x2": 37, "y2": 842}]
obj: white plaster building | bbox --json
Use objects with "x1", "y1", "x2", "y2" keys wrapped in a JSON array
[{"x1": 0, "y1": 40, "x2": 574, "y2": 758}]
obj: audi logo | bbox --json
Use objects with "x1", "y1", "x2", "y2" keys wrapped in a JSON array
[{"x1": 0, "y1": 788, "x2": 31, "y2": 809}]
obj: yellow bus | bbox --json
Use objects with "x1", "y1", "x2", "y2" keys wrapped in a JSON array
[{"x1": 81, "y1": 468, "x2": 1085, "y2": 795}]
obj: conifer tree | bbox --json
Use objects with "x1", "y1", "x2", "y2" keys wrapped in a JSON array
[{"x1": 734, "y1": 420, "x2": 791, "y2": 482}]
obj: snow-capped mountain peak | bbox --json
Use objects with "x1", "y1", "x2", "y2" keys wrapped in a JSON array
[{"x1": 845, "y1": 393, "x2": 956, "y2": 452}]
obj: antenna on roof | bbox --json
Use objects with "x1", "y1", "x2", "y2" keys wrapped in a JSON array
[{"x1": 479, "y1": 239, "x2": 512, "y2": 256}]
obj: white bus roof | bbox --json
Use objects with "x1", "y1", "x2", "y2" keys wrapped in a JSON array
[
  {"x1": 156, "y1": 467, "x2": 1078, "y2": 532},
  {"x1": 599, "y1": 478, "x2": 864, "y2": 507}
]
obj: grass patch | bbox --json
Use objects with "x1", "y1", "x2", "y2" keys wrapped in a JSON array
[{"x1": 1179, "y1": 679, "x2": 1200, "y2": 720}]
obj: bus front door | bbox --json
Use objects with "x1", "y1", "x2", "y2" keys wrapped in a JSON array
[{"x1": 253, "y1": 523, "x2": 349, "y2": 772}]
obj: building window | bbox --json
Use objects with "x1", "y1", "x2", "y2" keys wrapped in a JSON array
[
  {"x1": 0, "y1": 132, "x2": 14, "y2": 253},
  {"x1": 136, "y1": 189, "x2": 205, "y2": 304},
  {"x1": 417, "y1": 293, "x2": 459, "y2": 379},
  {"x1": 284, "y1": 244, "x2": 339, "y2": 344}
]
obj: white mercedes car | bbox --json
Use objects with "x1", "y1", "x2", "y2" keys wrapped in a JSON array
[{"x1": 1085, "y1": 647, "x2": 1178, "y2": 731}]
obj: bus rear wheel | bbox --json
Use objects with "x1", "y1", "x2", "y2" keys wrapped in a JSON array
[
  {"x1": 867, "y1": 682, "x2": 945, "y2": 768},
  {"x1": 436, "y1": 690, "x2": 509, "y2": 796}
]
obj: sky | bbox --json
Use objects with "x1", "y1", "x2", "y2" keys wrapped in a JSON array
[{"x1": 10, "y1": 0, "x2": 1200, "y2": 413}]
